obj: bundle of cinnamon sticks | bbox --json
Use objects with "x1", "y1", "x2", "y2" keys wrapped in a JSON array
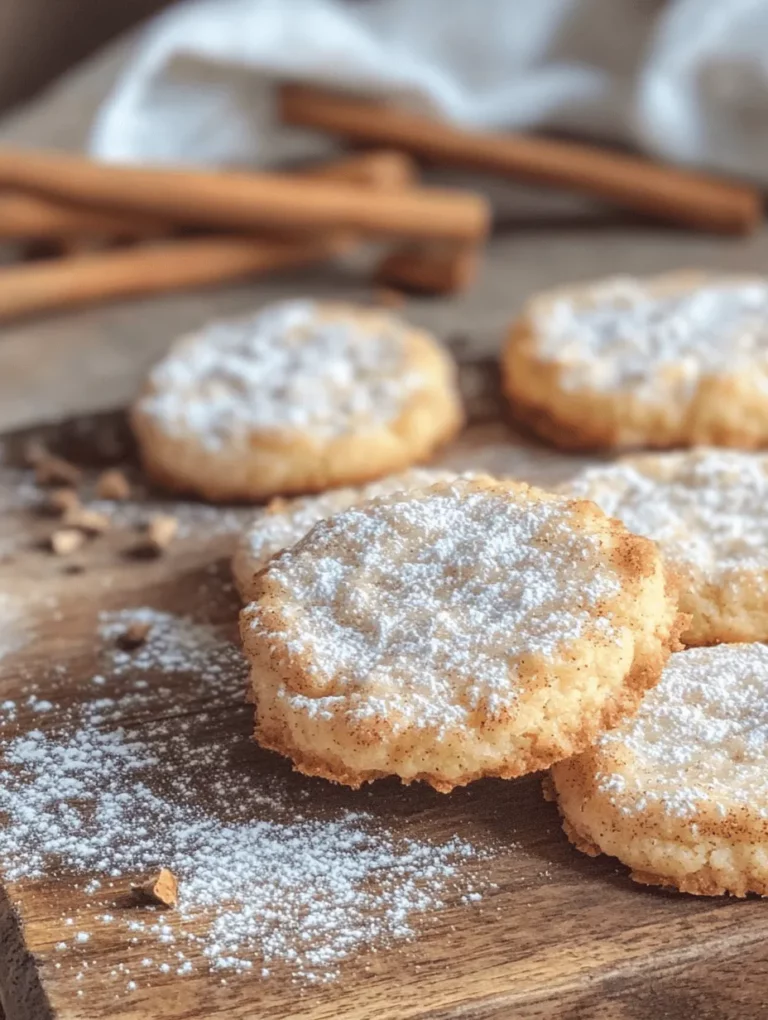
[{"x1": 0, "y1": 86, "x2": 761, "y2": 324}]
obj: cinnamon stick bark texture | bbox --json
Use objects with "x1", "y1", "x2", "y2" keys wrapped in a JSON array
[
  {"x1": 0, "y1": 192, "x2": 164, "y2": 241},
  {"x1": 0, "y1": 234, "x2": 355, "y2": 323},
  {"x1": 0, "y1": 150, "x2": 418, "y2": 242},
  {"x1": 0, "y1": 147, "x2": 489, "y2": 243},
  {"x1": 308, "y1": 150, "x2": 418, "y2": 189},
  {"x1": 279, "y1": 86, "x2": 762, "y2": 235}
]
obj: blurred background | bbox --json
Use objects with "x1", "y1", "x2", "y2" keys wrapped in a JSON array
[
  {"x1": 1, "y1": 0, "x2": 767, "y2": 434},
  {"x1": 6, "y1": 0, "x2": 768, "y2": 175},
  {"x1": 0, "y1": 1, "x2": 171, "y2": 114}
]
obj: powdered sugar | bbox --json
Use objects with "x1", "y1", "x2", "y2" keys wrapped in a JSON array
[
  {"x1": 235, "y1": 468, "x2": 458, "y2": 593},
  {"x1": 562, "y1": 449, "x2": 768, "y2": 582},
  {"x1": 89, "y1": 497, "x2": 248, "y2": 540},
  {"x1": 136, "y1": 300, "x2": 431, "y2": 448},
  {"x1": 535, "y1": 276, "x2": 768, "y2": 398},
  {"x1": 247, "y1": 480, "x2": 622, "y2": 731},
  {"x1": 595, "y1": 644, "x2": 768, "y2": 819},
  {"x1": 0, "y1": 607, "x2": 487, "y2": 985}
]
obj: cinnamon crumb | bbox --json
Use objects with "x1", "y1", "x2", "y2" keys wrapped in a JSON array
[
  {"x1": 266, "y1": 497, "x2": 289, "y2": 515},
  {"x1": 35, "y1": 456, "x2": 83, "y2": 487},
  {"x1": 140, "y1": 514, "x2": 178, "y2": 555},
  {"x1": 50, "y1": 529, "x2": 86, "y2": 556},
  {"x1": 373, "y1": 287, "x2": 406, "y2": 309},
  {"x1": 63, "y1": 507, "x2": 110, "y2": 535},
  {"x1": 117, "y1": 620, "x2": 152, "y2": 651},
  {"x1": 46, "y1": 488, "x2": 80, "y2": 516},
  {"x1": 132, "y1": 868, "x2": 178, "y2": 909},
  {"x1": 96, "y1": 469, "x2": 131, "y2": 501}
]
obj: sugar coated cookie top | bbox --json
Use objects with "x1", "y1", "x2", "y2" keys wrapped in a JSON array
[
  {"x1": 533, "y1": 275, "x2": 768, "y2": 397},
  {"x1": 594, "y1": 643, "x2": 768, "y2": 820},
  {"x1": 563, "y1": 449, "x2": 768, "y2": 581},
  {"x1": 245, "y1": 479, "x2": 627, "y2": 734},
  {"x1": 136, "y1": 300, "x2": 433, "y2": 448},
  {"x1": 235, "y1": 468, "x2": 457, "y2": 596}
]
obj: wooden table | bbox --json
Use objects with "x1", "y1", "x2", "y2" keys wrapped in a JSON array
[{"x1": 2, "y1": 36, "x2": 768, "y2": 1020}]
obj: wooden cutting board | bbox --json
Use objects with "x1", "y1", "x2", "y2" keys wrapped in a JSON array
[{"x1": 2, "y1": 376, "x2": 768, "y2": 1020}]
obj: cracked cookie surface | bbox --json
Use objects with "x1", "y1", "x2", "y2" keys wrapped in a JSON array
[
  {"x1": 132, "y1": 299, "x2": 463, "y2": 501},
  {"x1": 502, "y1": 272, "x2": 768, "y2": 450},
  {"x1": 551, "y1": 643, "x2": 768, "y2": 896},
  {"x1": 241, "y1": 475, "x2": 684, "y2": 791}
]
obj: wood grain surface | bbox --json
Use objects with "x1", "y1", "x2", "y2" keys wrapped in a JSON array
[
  {"x1": 1, "y1": 394, "x2": 768, "y2": 1020},
  {"x1": 2, "y1": 34, "x2": 768, "y2": 1020}
]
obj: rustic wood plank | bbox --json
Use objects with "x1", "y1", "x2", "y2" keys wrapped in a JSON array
[
  {"x1": 2, "y1": 29, "x2": 768, "y2": 1020},
  {"x1": 1, "y1": 404, "x2": 767, "y2": 1020}
]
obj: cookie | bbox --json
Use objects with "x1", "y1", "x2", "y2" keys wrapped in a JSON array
[
  {"x1": 560, "y1": 449, "x2": 768, "y2": 646},
  {"x1": 232, "y1": 468, "x2": 458, "y2": 602},
  {"x1": 131, "y1": 299, "x2": 463, "y2": 501},
  {"x1": 240, "y1": 475, "x2": 684, "y2": 792},
  {"x1": 502, "y1": 272, "x2": 768, "y2": 450},
  {"x1": 550, "y1": 643, "x2": 768, "y2": 897}
]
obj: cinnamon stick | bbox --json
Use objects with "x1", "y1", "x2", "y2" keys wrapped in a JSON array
[
  {"x1": 322, "y1": 151, "x2": 472, "y2": 294},
  {"x1": 0, "y1": 146, "x2": 488, "y2": 243},
  {"x1": 279, "y1": 85, "x2": 762, "y2": 234},
  {"x1": 0, "y1": 192, "x2": 164, "y2": 241},
  {"x1": 307, "y1": 149, "x2": 417, "y2": 190},
  {"x1": 0, "y1": 150, "x2": 417, "y2": 243},
  {"x1": 0, "y1": 150, "x2": 463, "y2": 320},
  {"x1": 0, "y1": 234, "x2": 354, "y2": 324}
]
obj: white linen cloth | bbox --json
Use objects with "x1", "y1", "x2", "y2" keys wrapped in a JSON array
[{"x1": 90, "y1": 0, "x2": 768, "y2": 183}]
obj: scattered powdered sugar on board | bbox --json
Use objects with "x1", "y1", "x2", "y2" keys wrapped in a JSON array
[
  {"x1": 0, "y1": 466, "x2": 41, "y2": 513},
  {"x1": 136, "y1": 299, "x2": 430, "y2": 448},
  {"x1": 595, "y1": 644, "x2": 768, "y2": 819},
  {"x1": 0, "y1": 461, "x2": 250, "y2": 555},
  {"x1": 112, "y1": 504, "x2": 246, "y2": 540},
  {"x1": 0, "y1": 607, "x2": 488, "y2": 986},
  {"x1": 87, "y1": 493, "x2": 249, "y2": 540},
  {"x1": 535, "y1": 276, "x2": 768, "y2": 398}
]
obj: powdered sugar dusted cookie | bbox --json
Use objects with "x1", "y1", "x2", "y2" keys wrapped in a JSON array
[
  {"x1": 131, "y1": 300, "x2": 463, "y2": 501},
  {"x1": 232, "y1": 468, "x2": 458, "y2": 602},
  {"x1": 240, "y1": 475, "x2": 684, "y2": 791},
  {"x1": 502, "y1": 272, "x2": 768, "y2": 450},
  {"x1": 551, "y1": 643, "x2": 768, "y2": 896},
  {"x1": 561, "y1": 449, "x2": 768, "y2": 646}
]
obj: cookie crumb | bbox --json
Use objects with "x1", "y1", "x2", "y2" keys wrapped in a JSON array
[
  {"x1": 97, "y1": 469, "x2": 131, "y2": 501},
  {"x1": 50, "y1": 529, "x2": 86, "y2": 556},
  {"x1": 46, "y1": 488, "x2": 80, "y2": 516},
  {"x1": 117, "y1": 620, "x2": 152, "y2": 651},
  {"x1": 141, "y1": 515, "x2": 178, "y2": 556},
  {"x1": 64, "y1": 507, "x2": 111, "y2": 535},
  {"x1": 132, "y1": 868, "x2": 178, "y2": 909},
  {"x1": 36, "y1": 456, "x2": 83, "y2": 487}
]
